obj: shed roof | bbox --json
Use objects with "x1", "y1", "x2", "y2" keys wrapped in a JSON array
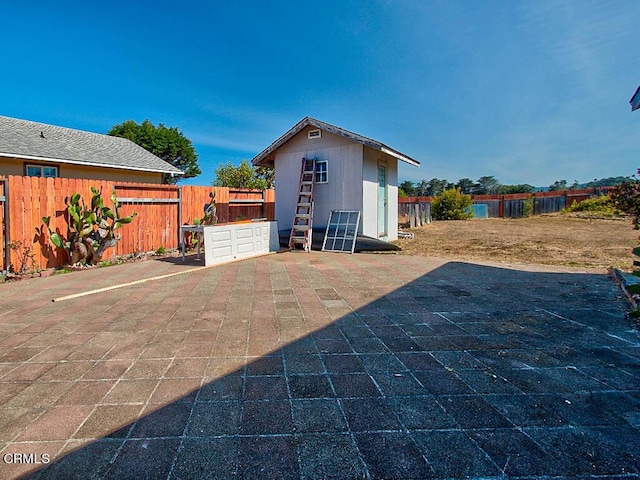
[
  {"x1": 0, "y1": 115, "x2": 183, "y2": 175},
  {"x1": 252, "y1": 117, "x2": 420, "y2": 168}
]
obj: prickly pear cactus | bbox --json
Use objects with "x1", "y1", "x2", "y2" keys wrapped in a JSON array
[{"x1": 43, "y1": 187, "x2": 137, "y2": 265}]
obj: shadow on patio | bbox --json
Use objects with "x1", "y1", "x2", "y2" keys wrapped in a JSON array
[{"x1": 8, "y1": 256, "x2": 640, "y2": 479}]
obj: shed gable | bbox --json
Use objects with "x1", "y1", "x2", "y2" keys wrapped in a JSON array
[
  {"x1": 252, "y1": 117, "x2": 419, "y2": 168},
  {"x1": 277, "y1": 125, "x2": 358, "y2": 155}
]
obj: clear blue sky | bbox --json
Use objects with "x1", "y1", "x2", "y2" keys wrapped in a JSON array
[{"x1": 1, "y1": 1, "x2": 638, "y2": 187}]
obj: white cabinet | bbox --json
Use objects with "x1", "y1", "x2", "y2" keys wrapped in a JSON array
[{"x1": 203, "y1": 221, "x2": 279, "y2": 266}]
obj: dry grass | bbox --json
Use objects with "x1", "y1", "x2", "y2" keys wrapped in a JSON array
[{"x1": 393, "y1": 214, "x2": 639, "y2": 270}]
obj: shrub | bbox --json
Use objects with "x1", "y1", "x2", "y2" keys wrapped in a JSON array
[
  {"x1": 610, "y1": 171, "x2": 640, "y2": 275},
  {"x1": 523, "y1": 196, "x2": 534, "y2": 217},
  {"x1": 610, "y1": 175, "x2": 640, "y2": 227},
  {"x1": 563, "y1": 195, "x2": 617, "y2": 216},
  {"x1": 431, "y1": 188, "x2": 474, "y2": 220},
  {"x1": 8, "y1": 240, "x2": 36, "y2": 274}
]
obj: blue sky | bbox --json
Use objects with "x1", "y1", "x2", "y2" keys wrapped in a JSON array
[{"x1": 1, "y1": 1, "x2": 638, "y2": 187}]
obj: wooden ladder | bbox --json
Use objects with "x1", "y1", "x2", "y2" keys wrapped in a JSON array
[{"x1": 289, "y1": 157, "x2": 316, "y2": 252}]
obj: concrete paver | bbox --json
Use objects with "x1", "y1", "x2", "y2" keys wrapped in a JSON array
[{"x1": 0, "y1": 252, "x2": 638, "y2": 479}]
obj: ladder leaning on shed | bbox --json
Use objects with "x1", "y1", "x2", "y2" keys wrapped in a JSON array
[{"x1": 289, "y1": 157, "x2": 316, "y2": 252}]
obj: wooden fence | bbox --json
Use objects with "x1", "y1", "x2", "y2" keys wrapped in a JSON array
[
  {"x1": 399, "y1": 187, "x2": 613, "y2": 221},
  {"x1": 0, "y1": 175, "x2": 275, "y2": 272},
  {"x1": 0, "y1": 179, "x2": 7, "y2": 272},
  {"x1": 398, "y1": 202, "x2": 431, "y2": 227}
]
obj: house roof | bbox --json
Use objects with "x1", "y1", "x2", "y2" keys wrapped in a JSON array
[
  {"x1": 631, "y1": 85, "x2": 640, "y2": 112},
  {"x1": 0, "y1": 115, "x2": 184, "y2": 175},
  {"x1": 252, "y1": 117, "x2": 420, "y2": 168}
]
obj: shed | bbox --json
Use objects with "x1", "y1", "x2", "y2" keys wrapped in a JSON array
[
  {"x1": 0, "y1": 115, "x2": 183, "y2": 183},
  {"x1": 252, "y1": 117, "x2": 419, "y2": 241}
]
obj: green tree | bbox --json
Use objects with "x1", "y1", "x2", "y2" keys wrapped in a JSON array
[
  {"x1": 108, "y1": 120, "x2": 200, "y2": 184},
  {"x1": 497, "y1": 184, "x2": 535, "y2": 194},
  {"x1": 213, "y1": 160, "x2": 268, "y2": 189},
  {"x1": 475, "y1": 176, "x2": 500, "y2": 194},
  {"x1": 426, "y1": 178, "x2": 450, "y2": 196},
  {"x1": 399, "y1": 180, "x2": 416, "y2": 196},
  {"x1": 256, "y1": 166, "x2": 275, "y2": 188},
  {"x1": 416, "y1": 180, "x2": 430, "y2": 197},
  {"x1": 548, "y1": 179, "x2": 568, "y2": 191},
  {"x1": 431, "y1": 188, "x2": 474, "y2": 220},
  {"x1": 583, "y1": 176, "x2": 628, "y2": 188},
  {"x1": 455, "y1": 178, "x2": 476, "y2": 194}
]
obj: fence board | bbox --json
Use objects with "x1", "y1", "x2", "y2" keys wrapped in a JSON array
[
  {"x1": 472, "y1": 200, "x2": 500, "y2": 218},
  {"x1": 113, "y1": 182, "x2": 180, "y2": 255},
  {"x1": 399, "y1": 202, "x2": 431, "y2": 227},
  {"x1": 398, "y1": 188, "x2": 611, "y2": 221},
  {"x1": 181, "y1": 186, "x2": 222, "y2": 225},
  {"x1": 10, "y1": 176, "x2": 24, "y2": 271},
  {"x1": 3, "y1": 176, "x2": 276, "y2": 271},
  {"x1": 503, "y1": 199, "x2": 524, "y2": 218},
  {"x1": 535, "y1": 196, "x2": 565, "y2": 215},
  {"x1": 264, "y1": 189, "x2": 276, "y2": 220},
  {"x1": 0, "y1": 179, "x2": 6, "y2": 272}
]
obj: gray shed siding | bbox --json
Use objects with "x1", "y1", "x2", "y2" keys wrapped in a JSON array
[
  {"x1": 273, "y1": 124, "x2": 401, "y2": 241},
  {"x1": 274, "y1": 126, "x2": 364, "y2": 232},
  {"x1": 362, "y1": 146, "x2": 399, "y2": 240}
]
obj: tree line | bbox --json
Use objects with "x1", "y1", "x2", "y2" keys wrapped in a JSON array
[{"x1": 400, "y1": 176, "x2": 627, "y2": 197}]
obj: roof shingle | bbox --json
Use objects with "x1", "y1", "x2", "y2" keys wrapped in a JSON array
[{"x1": 0, "y1": 115, "x2": 183, "y2": 175}]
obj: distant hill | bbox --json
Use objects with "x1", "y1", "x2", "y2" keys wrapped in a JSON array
[
  {"x1": 535, "y1": 176, "x2": 629, "y2": 192},
  {"x1": 580, "y1": 176, "x2": 629, "y2": 188}
]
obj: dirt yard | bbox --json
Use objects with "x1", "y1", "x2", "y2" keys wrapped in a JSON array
[{"x1": 393, "y1": 214, "x2": 639, "y2": 270}]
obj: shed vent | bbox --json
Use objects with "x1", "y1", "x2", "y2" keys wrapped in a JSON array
[{"x1": 308, "y1": 129, "x2": 321, "y2": 139}]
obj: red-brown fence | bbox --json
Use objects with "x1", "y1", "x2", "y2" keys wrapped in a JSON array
[
  {"x1": 0, "y1": 175, "x2": 275, "y2": 272},
  {"x1": 0, "y1": 179, "x2": 7, "y2": 272},
  {"x1": 399, "y1": 187, "x2": 613, "y2": 222}
]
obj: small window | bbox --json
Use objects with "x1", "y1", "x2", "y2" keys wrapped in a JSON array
[
  {"x1": 315, "y1": 160, "x2": 328, "y2": 183},
  {"x1": 308, "y1": 129, "x2": 321, "y2": 139},
  {"x1": 26, "y1": 164, "x2": 59, "y2": 178}
]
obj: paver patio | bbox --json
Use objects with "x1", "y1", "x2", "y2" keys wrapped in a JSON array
[{"x1": 0, "y1": 251, "x2": 639, "y2": 479}]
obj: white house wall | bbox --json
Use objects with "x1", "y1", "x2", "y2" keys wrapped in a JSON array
[
  {"x1": 275, "y1": 127, "x2": 364, "y2": 232},
  {"x1": 363, "y1": 146, "x2": 399, "y2": 241},
  {"x1": 388, "y1": 162, "x2": 399, "y2": 241},
  {"x1": 361, "y1": 153, "x2": 378, "y2": 239}
]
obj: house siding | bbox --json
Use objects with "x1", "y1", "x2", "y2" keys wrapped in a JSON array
[
  {"x1": 363, "y1": 146, "x2": 399, "y2": 241},
  {"x1": 275, "y1": 127, "x2": 363, "y2": 232},
  {"x1": 269, "y1": 122, "x2": 405, "y2": 243},
  {"x1": 0, "y1": 157, "x2": 164, "y2": 183}
]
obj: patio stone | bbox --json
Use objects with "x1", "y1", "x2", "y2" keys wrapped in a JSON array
[
  {"x1": 186, "y1": 401, "x2": 242, "y2": 436},
  {"x1": 16, "y1": 405, "x2": 94, "y2": 441},
  {"x1": 411, "y1": 430, "x2": 500, "y2": 478},
  {"x1": 236, "y1": 435, "x2": 299, "y2": 480},
  {"x1": 330, "y1": 373, "x2": 381, "y2": 398},
  {"x1": 0, "y1": 252, "x2": 637, "y2": 479},
  {"x1": 354, "y1": 431, "x2": 433, "y2": 479},
  {"x1": 170, "y1": 437, "x2": 239, "y2": 480},
  {"x1": 240, "y1": 400, "x2": 293, "y2": 435},
  {"x1": 297, "y1": 433, "x2": 367, "y2": 479},
  {"x1": 103, "y1": 438, "x2": 181, "y2": 480}
]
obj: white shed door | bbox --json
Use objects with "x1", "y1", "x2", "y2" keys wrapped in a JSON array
[{"x1": 377, "y1": 164, "x2": 387, "y2": 238}]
